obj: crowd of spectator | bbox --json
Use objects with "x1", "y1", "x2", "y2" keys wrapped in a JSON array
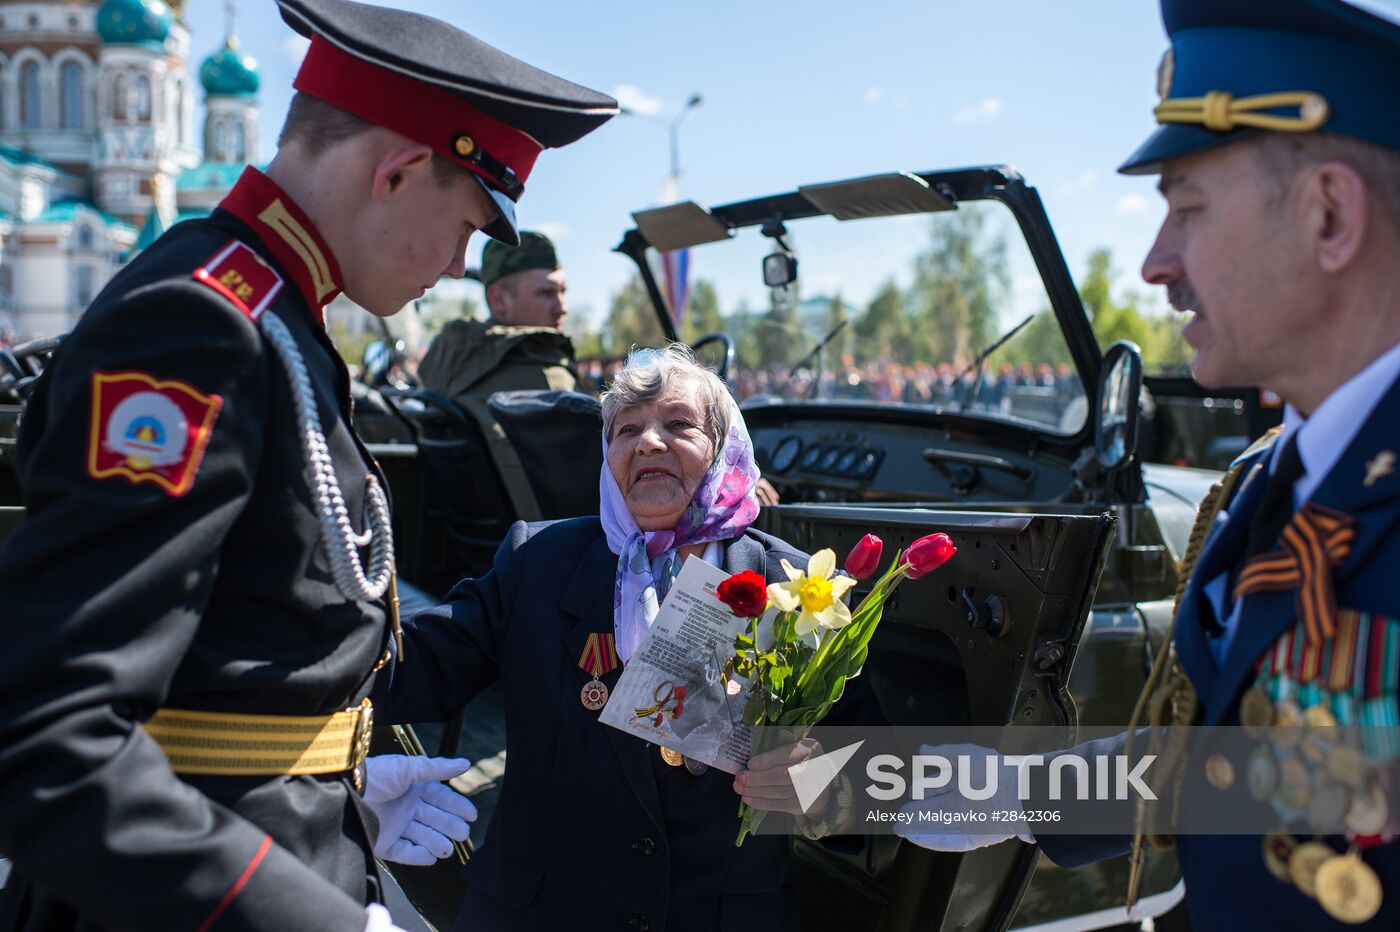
[{"x1": 729, "y1": 360, "x2": 1082, "y2": 408}]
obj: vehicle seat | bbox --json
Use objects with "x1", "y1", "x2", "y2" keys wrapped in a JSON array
[
  {"x1": 383, "y1": 388, "x2": 517, "y2": 589},
  {"x1": 488, "y1": 390, "x2": 604, "y2": 520}
]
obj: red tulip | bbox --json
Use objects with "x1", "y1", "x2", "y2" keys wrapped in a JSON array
[
  {"x1": 843, "y1": 534, "x2": 884, "y2": 581},
  {"x1": 716, "y1": 570, "x2": 769, "y2": 617},
  {"x1": 903, "y1": 533, "x2": 956, "y2": 579}
]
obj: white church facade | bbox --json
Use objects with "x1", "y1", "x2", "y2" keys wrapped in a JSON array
[{"x1": 0, "y1": 0, "x2": 258, "y2": 340}]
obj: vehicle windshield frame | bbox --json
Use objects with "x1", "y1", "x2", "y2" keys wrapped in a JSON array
[{"x1": 613, "y1": 164, "x2": 1103, "y2": 445}]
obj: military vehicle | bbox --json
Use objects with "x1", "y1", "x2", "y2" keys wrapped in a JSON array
[{"x1": 0, "y1": 165, "x2": 1229, "y2": 931}]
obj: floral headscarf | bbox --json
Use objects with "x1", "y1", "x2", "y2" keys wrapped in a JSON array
[{"x1": 600, "y1": 388, "x2": 760, "y2": 662}]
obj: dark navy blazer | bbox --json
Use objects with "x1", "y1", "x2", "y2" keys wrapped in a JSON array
[
  {"x1": 375, "y1": 518, "x2": 824, "y2": 932},
  {"x1": 1038, "y1": 371, "x2": 1400, "y2": 930}
]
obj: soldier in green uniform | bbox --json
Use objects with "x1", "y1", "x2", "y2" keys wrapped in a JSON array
[{"x1": 418, "y1": 232, "x2": 582, "y2": 517}]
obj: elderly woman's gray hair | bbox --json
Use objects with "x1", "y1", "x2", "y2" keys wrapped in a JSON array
[{"x1": 601, "y1": 344, "x2": 732, "y2": 454}]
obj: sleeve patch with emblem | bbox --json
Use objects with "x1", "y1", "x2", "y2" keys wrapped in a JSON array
[
  {"x1": 87, "y1": 371, "x2": 223, "y2": 497},
  {"x1": 193, "y1": 240, "x2": 284, "y2": 321}
]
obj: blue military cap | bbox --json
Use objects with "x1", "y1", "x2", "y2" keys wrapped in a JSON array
[
  {"x1": 276, "y1": 0, "x2": 618, "y2": 244},
  {"x1": 1120, "y1": 0, "x2": 1400, "y2": 174}
]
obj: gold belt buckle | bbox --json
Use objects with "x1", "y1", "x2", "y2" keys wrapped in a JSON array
[{"x1": 350, "y1": 698, "x2": 374, "y2": 794}]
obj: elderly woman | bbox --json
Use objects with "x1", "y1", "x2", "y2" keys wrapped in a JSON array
[{"x1": 374, "y1": 345, "x2": 860, "y2": 931}]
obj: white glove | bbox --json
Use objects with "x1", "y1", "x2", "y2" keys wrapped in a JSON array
[
  {"x1": 363, "y1": 903, "x2": 409, "y2": 932},
  {"x1": 363, "y1": 755, "x2": 476, "y2": 865},
  {"x1": 895, "y1": 743, "x2": 1035, "y2": 852}
]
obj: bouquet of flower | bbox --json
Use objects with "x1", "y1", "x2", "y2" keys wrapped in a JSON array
[{"x1": 716, "y1": 532, "x2": 957, "y2": 844}]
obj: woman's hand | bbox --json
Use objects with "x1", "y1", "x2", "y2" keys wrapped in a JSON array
[{"x1": 732, "y1": 738, "x2": 828, "y2": 816}]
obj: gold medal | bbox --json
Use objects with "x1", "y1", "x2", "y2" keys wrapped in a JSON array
[
  {"x1": 1205, "y1": 754, "x2": 1235, "y2": 790},
  {"x1": 577, "y1": 633, "x2": 620, "y2": 711},
  {"x1": 1241, "y1": 687, "x2": 1275, "y2": 738},
  {"x1": 1304, "y1": 704, "x2": 1338, "y2": 729},
  {"x1": 1301, "y1": 733, "x2": 1332, "y2": 765},
  {"x1": 1263, "y1": 833, "x2": 1298, "y2": 884},
  {"x1": 1307, "y1": 780, "x2": 1351, "y2": 833},
  {"x1": 1247, "y1": 746, "x2": 1279, "y2": 801},
  {"x1": 580, "y1": 677, "x2": 609, "y2": 711},
  {"x1": 1272, "y1": 699, "x2": 1304, "y2": 749},
  {"x1": 1328, "y1": 745, "x2": 1366, "y2": 788},
  {"x1": 1277, "y1": 756, "x2": 1312, "y2": 811},
  {"x1": 1288, "y1": 840, "x2": 1335, "y2": 898},
  {"x1": 660, "y1": 746, "x2": 685, "y2": 767},
  {"x1": 1345, "y1": 783, "x2": 1390, "y2": 836},
  {"x1": 1315, "y1": 851, "x2": 1383, "y2": 924},
  {"x1": 1303, "y1": 706, "x2": 1338, "y2": 764}
]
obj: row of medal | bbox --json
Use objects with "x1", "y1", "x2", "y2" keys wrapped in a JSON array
[{"x1": 1236, "y1": 611, "x2": 1397, "y2": 923}]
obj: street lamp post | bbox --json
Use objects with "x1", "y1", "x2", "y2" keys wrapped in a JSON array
[{"x1": 621, "y1": 92, "x2": 703, "y2": 184}]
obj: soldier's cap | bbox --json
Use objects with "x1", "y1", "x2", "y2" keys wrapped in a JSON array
[
  {"x1": 480, "y1": 231, "x2": 560, "y2": 287},
  {"x1": 1120, "y1": 0, "x2": 1400, "y2": 175},
  {"x1": 276, "y1": 0, "x2": 618, "y2": 244}
]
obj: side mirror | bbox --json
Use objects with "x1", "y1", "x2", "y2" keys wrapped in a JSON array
[
  {"x1": 362, "y1": 340, "x2": 392, "y2": 387},
  {"x1": 1094, "y1": 341, "x2": 1143, "y2": 470},
  {"x1": 762, "y1": 252, "x2": 798, "y2": 288}
]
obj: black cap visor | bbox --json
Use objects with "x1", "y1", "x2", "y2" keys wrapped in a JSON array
[
  {"x1": 475, "y1": 175, "x2": 520, "y2": 245},
  {"x1": 1119, "y1": 120, "x2": 1261, "y2": 175}
]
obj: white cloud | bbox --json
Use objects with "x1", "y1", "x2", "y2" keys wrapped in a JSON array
[
  {"x1": 530, "y1": 221, "x2": 570, "y2": 242},
  {"x1": 283, "y1": 35, "x2": 310, "y2": 64},
  {"x1": 1115, "y1": 193, "x2": 1151, "y2": 214},
  {"x1": 864, "y1": 86, "x2": 884, "y2": 106},
  {"x1": 1055, "y1": 169, "x2": 1098, "y2": 197},
  {"x1": 613, "y1": 84, "x2": 663, "y2": 117},
  {"x1": 953, "y1": 97, "x2": 1003, "y2": 125}
]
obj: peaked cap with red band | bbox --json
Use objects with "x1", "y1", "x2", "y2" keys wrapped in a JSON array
[{"x1": 277, "y1": 0, "x2": 617, "y2": 245}]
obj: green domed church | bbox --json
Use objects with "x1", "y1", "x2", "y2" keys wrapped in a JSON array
[{"x1": 0, "y1": 0, "x2": 260, "y2": 339}]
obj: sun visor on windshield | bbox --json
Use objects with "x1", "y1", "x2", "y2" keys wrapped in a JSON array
[
  {"x1": 798, "y1": 172, "x2": 955, "y2": 221},
  {"x1": 630, "y1": 201, "x2": 733, "y2": 252}
]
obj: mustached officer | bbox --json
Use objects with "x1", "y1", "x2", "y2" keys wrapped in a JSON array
[
  {"x1": 0, "y1": 0, "x2": 614, "y2": 929},
  {"x1": 908, "y1": 1, "x2": 1400, "y2": 928}
]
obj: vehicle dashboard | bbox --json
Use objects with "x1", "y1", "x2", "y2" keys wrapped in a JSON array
[{"x1": 746, "y1": 406, "x2": 1081, "y2": 505}]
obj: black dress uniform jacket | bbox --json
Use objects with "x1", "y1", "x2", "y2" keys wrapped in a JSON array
[
  {"x1": 0, "y1": 168, "x2": 391, "y2": 931},
  {"x1": 375, "y1": 518, "x2": 868, "y2": 932}
]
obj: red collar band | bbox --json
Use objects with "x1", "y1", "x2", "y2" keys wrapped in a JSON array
[
  {"x1": 217, "y1": 167, "x2": 344, "y2": 321},
  {"x1": 293, "y1": 34, "x2": 542, "y2": 198}
]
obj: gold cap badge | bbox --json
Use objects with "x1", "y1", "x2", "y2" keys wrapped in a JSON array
[{"x1": 454, "y1": 134, "x2": 476, "y2": 158}]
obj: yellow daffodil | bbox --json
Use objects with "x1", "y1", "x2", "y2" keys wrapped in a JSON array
[{"x1": 767, "y1": 548, "x2": 858, "y2": 636}]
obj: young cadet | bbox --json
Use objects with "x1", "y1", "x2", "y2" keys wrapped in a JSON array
[
  {"x1": 0, "y1": 0, "x2": 614, "y2": 929},
  {"x1": 910, "y1": 1, "x2": 1400, "y2": 928}
]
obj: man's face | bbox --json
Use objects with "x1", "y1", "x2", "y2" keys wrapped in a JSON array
[
  {"x1": 492, "y1": 267, "x2": 568, "y2": 329},
  {"x1": 347, "y1": 169, "x2": 500, "y2": 317},
  {"x1": 1141, "y1": 141, "x2": 1313, "y2": 389}
]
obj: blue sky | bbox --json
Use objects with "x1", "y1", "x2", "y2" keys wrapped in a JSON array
[{"x1": 187, "y1": 0, "x2": 1179, "y2": 326}]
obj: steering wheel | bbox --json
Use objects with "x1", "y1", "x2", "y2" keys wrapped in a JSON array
[{"x1": 689, "y1": 332, "x2": 734, "y2": 381}]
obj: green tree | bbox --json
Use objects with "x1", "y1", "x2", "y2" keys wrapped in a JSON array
[
  {"x1": 604, "y1": 274, "x2": 666, "y2": 357},
  {"x1": 1078, "y1": 247, "x2": 1192, "y2": 371},
  {"x1": 757, "y1": 285, "x2": 800, "y2": 368},
  {"x1": 823, "y1": 293, "x2": 852, "y2": 363},
  {"x1": 1000, "y1": 309, "x2": 1072, "y2": 368},
  {"x1": 909, "y1": 208, "x2": 1008, "y2": 364},
  {"x1": 854, "y1": 280, "x2": 912, "y2": 363},
  {"x1": 680, "y1": 279, "x2": 725, "y2": 344},
  {"x1": 728, "y1": 299, "x2": 763, "y2": 370}
]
